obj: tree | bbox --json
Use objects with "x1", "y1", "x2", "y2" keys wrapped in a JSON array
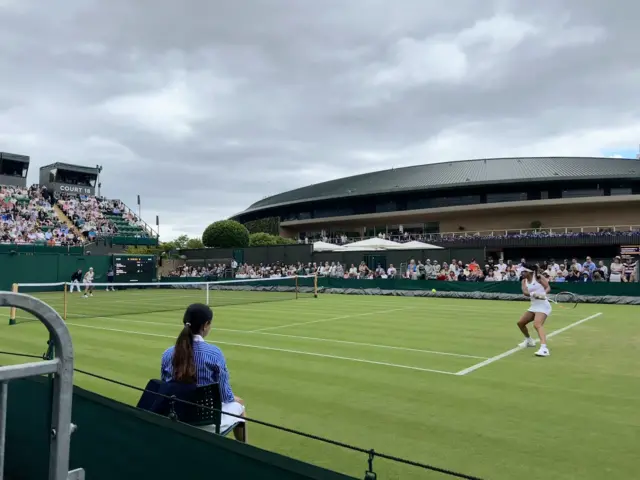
[
  {"x1": 186, "y1": 237, "x2": 204, "y2": 249},
  {"x1": 202, "y1": 220, "x2": 250, "y2": 248},
  {"x1": 172, "y1": 234, "x2": 190, "y2": 249}
]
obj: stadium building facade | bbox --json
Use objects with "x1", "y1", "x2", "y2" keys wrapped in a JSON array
[{"x1": 232, "y1": 157, "x2": 640, "y2": 240}]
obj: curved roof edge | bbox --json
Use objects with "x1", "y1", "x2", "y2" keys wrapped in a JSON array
[{"x1": 234, "y1": 156, "x2": 640, "y2": 217}]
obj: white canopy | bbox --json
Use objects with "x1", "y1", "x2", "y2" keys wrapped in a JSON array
[
  {"x1": 341, "y1": 238, "x2": 403, "y2": 250},
  {"x1": 392, "y1": 240, "x2": 444, "y2": 250},
  {"x1": 312, "y1": 241, "x2": 341, "y2": 252}
]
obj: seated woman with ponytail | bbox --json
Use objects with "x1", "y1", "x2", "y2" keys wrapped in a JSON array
[{"x1": 161, "y1": 303, "x2": 247, "y2": 442}]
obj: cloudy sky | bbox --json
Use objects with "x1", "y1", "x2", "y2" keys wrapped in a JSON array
[{"x1": 1, "y1": 1, "x2": 638, "y2": 239}]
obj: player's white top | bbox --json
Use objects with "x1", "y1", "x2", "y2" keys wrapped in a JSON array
[
  {"x1": 525, "y1": 277, "x2": 551, "y2": 315},
  {"x1": 84, "y1": 272, "x2": 94, "y2": 283}
]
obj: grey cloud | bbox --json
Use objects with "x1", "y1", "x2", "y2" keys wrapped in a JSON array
[{"x1": 0, "y1": 0, "x2": 638, "y2": 238}]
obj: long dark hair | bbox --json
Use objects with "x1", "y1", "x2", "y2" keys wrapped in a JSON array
[
  {"x1": 172, "y1": 303, "x2": 213, "y2": 383},
  {"x1": 521, "y1": 263, "x2": 541, "y2": 279}
]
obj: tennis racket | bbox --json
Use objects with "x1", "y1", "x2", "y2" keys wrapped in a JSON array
[{"x1": 545, "y1": 291, "x2": 579, "y2": 309}]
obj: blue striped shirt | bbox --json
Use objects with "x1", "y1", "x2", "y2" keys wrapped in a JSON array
[{"x1": 161, "y1": 336, "x2": 235, "y2": 403}]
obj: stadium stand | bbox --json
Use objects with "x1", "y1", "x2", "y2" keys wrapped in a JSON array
[
  {"x1": 0, "y1": 185, "x2": 81, "y2": 245},
  {"x1": 55, "y1": 194, "x2": 155, "y2": 242},
  {"x1": 99, "y1": 198, "x2": 150, "y2": 238}
]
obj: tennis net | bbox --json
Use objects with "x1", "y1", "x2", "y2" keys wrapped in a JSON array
[{"x1": 8, "y1": 275, "x2": 318, "y2": 324}]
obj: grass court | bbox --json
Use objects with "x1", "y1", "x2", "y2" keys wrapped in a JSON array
[{"x1": 0, "y1": 287, "x2": 638, "y2": 479}]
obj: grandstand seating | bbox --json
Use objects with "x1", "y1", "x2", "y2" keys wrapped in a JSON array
[
  {"x1": 55, "y1": 194, "x2": 154, "y2": 242},
  {"x1": 0, "y1": 181, "x2": 156, "y2": 246},
  {"x1": 0, "y1": 185, "x2": 81, "y2": 246}
]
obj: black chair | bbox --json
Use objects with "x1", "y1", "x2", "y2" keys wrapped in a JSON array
[{"x1": 136, "y1": 380, "x2": 242, "y2": 438}]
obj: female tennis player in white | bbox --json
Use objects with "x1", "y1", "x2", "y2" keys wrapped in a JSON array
[
  {"x1": 82, "y1": 267, "x2": 94, "y2": 298},
  {"x1": 516, "y1": 264, "x2": 551, "y2": 357}
]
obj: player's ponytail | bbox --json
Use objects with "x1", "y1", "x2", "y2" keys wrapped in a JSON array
[
  {"x1": 172, "y1": 323, "x2": 196, "y2": 383},
  {"x1": 172, "y1": 303, "x2": 213, "y2": 384}
]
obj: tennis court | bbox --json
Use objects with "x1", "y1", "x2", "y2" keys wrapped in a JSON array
[{"x1": 1, "y1": 288, "x2": 638, "y2": 479}]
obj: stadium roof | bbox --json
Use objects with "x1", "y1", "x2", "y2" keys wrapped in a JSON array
[
  {"x1": 39, "y1": 162, "x2": 99, "y2": 174},
  {"x1": 241, "y1": 156, "x2": 640, "y2": 214}
]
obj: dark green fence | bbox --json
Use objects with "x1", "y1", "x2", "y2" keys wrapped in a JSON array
[
  {"x1": 5, "y1": 377, "x2": 356, "y2": 480},
  {"x1": 96, "y1": 236, "x2": 159, "y2": 246},
  {"x1": 0, "y1": 254, "x2": 112, "y2": 291},
  {"x1": 0, "y1": 243, "x2": 84, "y2": 255}
]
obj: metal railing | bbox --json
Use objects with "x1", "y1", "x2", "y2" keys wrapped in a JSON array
[
  {"x1": 0, "y1": 293, "x2": 83, "y2": 480},
  {"x1": 310, "y1": 224, "x2": 640, "y2": 245},
  {"x1": 120, "y1": 200, "x2": 158, "y2": 238}
]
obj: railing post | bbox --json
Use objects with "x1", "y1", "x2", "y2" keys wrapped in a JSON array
[
  {"x1": 0, "y1": 293, "x2": 78, "y2": 480},
  {"x1": 0, "y1": 381, "x2": 7, "y2": 478}
]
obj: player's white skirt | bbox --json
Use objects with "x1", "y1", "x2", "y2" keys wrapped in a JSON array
[
  {"x1": 198, "y1": 401, "x2": 245, "y2": 434},
  {"x1": 527, "y1": 300, "x2": 552, "y2": 317}
]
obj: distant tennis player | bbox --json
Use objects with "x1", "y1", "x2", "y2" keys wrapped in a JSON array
[
  {"x1": 106, "y1": 266, "x2": 115, "y2": 291},
  {"x1": 516, "y1": 264, "x2": 551, "y2": 357},
  {"x1": 70, "y1": 269, "x2": 82, "y2": 293},
  {"x1": 83, "y1": 267, "x2": 95, "y2": 298}
]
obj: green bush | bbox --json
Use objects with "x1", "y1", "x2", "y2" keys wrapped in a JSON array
[
  {"x1": 202, "y1": 220, "x2": 250, "y2": 248},
  {"x1": 249, "y1": 232, "x2": 295, "y2": 246}
]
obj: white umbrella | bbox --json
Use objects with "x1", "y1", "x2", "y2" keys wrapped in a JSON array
[
  {"x1": 341, "y1": 238, "x2": 403, "y2": 250},
  {"x1": 312, "y1": 241, "x2": 341, "y2": 252},
  {"x1": 391, "y1": 240, "x2": 444, "y2": 250}
]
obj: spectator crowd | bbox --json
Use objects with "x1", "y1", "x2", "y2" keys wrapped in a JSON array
[
  {"x1": 164, "y1": 255, "x2": 638, "y2": 284},
  {"x1": 167, "y1": 264, "x2": 229, "y2": 279},
  {"x1": 401, "y1": 256, "x2": 637, "y2": 283},
  {"x1": 0, "y1": 185, "x2": 81, "y2": 246},
  {"x1": 0, "y1": 181, "x2": 156, "y2": 245},
  {"x1": 58, "y1": 194, "x2": 151, "y2": 240}
]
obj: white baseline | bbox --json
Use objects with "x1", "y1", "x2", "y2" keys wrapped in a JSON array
[{"x1": 455, "y1": 312, "x2": 603, "y2": 376}]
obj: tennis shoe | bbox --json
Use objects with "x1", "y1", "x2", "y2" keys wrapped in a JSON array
[
  {"x1": 519, "y1": 337, "x2": 536, "y2": 348},
  {"x1": 535, "y1": 347, "x2": 550, "y2": 357}
]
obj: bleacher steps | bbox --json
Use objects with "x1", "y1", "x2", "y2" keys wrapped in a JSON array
[{"x1": 53, "y1": 204, "x2": 83, "y2": 238}]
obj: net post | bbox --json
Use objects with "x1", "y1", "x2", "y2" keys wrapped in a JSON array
[
  {"x1": 63, "y1": 282, "x2": 68, "y2": 321},
  {"x1": 9, "y1": 283, "x2": 17, "y2": 325},
  {"x1": 206, "y1": 282, "x2": 210, "y2": 306},
  {"x1": 295, "y1": 275, "x2": 299, "y2": 300}
]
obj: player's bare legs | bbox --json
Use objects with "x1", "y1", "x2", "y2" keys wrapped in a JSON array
[
  {"x1": 533, "y1": 312, "x2": 549, "y2": 356},
  {"x1": 517, "y1": 311, "x2": 536, "y2": 347}
]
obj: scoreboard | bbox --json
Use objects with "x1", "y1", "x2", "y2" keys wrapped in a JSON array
[{"x1": 112, "y1": 255, "x2": 156, "y2": 283}]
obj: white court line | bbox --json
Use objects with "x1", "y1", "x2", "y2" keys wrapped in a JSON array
[
  {"x1": 63, "y1": 322, "x2": 458, "y2": 376},
  {"x1": 455, "y1": 312, "x2": 603, "y2": 376},
  {"x1": 51, "y1": 315, "x2": 485, "y2": 359},
  {"x1": 250, "y1": 307, "x2": 415, "y2": 333}
]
